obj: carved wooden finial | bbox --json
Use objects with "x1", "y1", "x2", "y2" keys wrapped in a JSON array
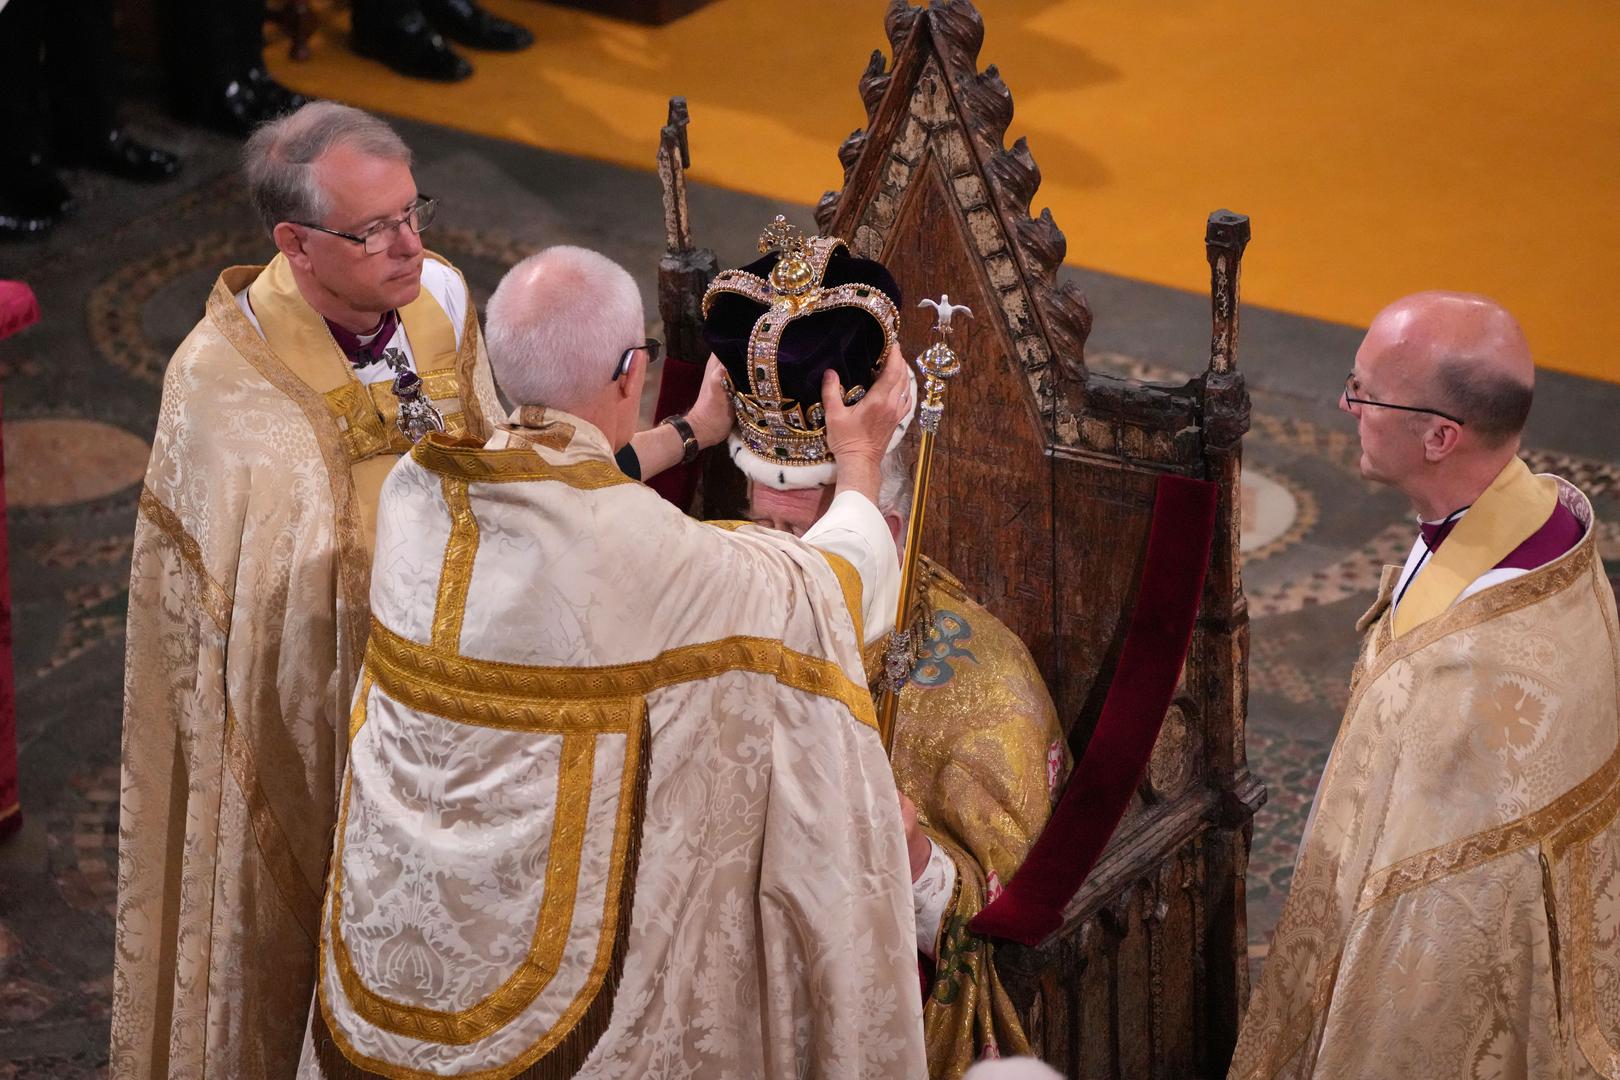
[
  {"x1": 657, "y1": 97, "x2": 694, "y2": 255},
  {"x1": 1205, "y1": 210, "x2": 1251, "y2": 375},
  {"x1": 817, "y1": 0, "x2": 1093, "y2": 422}
]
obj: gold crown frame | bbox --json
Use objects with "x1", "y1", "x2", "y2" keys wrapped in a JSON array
[{"x1": 702, "y1": 217, "x2": 900, "y2": 468}]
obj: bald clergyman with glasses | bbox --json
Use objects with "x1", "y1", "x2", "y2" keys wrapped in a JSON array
[
  {"x1": 112, "y1": 102, "x2": 508, "y2": 1080},
  {"x1": 1230, "y1": 292, "x2": 1620, "y2": 1079}
]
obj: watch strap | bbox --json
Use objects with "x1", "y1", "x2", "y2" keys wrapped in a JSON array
[{"x1": 660, "y1": 413, "x2": 701, "y2": 465}]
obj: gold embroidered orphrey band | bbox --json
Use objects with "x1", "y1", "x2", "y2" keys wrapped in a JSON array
[
  {"x1": 365, "y1": 618, "x2": 877, "y2": 733},
  {"x1": 412, "y1": 434, "x2": 634, "y2": 491},
  {"x1": 321, "y1": 690, "x2": 649, "y2": 1045}
]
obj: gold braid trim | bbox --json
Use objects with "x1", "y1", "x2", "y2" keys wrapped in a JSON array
[
  {"x1": 137, "y1": 486, "x2": 233, "y2": 634},
  {"x1": 328, "y1": 728, "x2": 601, "y2": 1042},
  {"x1": 1566, "y1": 839, "x2": 1620, "y2": 1077},
  {"x1": 222, "y1": 703, "x2": 322, "y2": 944},
  {"x1": 440, "y1": 254, "x2": 492, "y2": 443},
  {"x1": 430, "y1": 477, "x2": 480, "y2": 651},
  {"x1": 348, "y1": 674, "x2": 373, "y2": 742},
  {"x1": 314, "y1": 710, "x2": 653, "y2": 1080},
  {"x1": 207, "y1": 278, "x2": 371, "y2": 664},
  {"x1": 817, "y1": 549, "x2": 865, "y2": 649},
  {"x1": 367, "y1": 619, "x2": 877, "y2": 732},
  {"x1": 411, "y1": 434, "x2": 633, "y2": 490},
  {"x1": 1356, "y1": 738, "x2": 1620, "y2": 913},
  {"x1": 1366, "y1": 537, "x2": 1591, "y2": 684}
]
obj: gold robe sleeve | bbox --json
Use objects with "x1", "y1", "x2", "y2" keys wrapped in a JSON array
[{"x1": 877, "y1": 557, "x2": 1072, "y2": 1077}]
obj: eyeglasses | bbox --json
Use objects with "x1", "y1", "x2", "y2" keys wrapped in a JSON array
[
  {"x1": 1342, "y1": 372, "x2": 1465, "y2": 426},
  {"x1": 612, "y1": 339, "x2": 663, "y2": 381},
  {"x1": 295, "y1": 195, "x2": 437, "y2": 255}
]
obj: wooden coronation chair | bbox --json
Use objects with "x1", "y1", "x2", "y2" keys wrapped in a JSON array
[{"x1": 653, "y1": 2, "x2": 1264, "y2": 1074}]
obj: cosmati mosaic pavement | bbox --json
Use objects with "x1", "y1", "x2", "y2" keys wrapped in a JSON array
[{"x1": 2, "y1": 114, "x2": 1617, "y2": 1075}]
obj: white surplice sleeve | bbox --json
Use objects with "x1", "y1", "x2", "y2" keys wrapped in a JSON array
[
  {"x1": 911, "y1": 839, "x2": 957, "y2": 959},
  {"x1": 802, "y1": 490, "x2": 900, "y2": 645}
]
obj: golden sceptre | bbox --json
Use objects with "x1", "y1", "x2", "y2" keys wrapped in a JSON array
[{"x1": 876, "y1": 295, "x2": 972, "y2": 753}]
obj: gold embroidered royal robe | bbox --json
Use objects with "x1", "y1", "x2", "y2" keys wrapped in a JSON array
[
  {"x1": 113, "y1": 253, "x2": 502, "y2": 1080},
  {"x1": 1231, "y1": 476, "x2": 1620, "y2": 1079},
  {"x1": 875, "y1": 557, "x2": 1071, "y2": 1077},
  {"x1": 301, "y1": 414, "x2": 928, "y2": 1079}
]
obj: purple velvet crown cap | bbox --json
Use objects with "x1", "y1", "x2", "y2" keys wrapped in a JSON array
[{"x1": 702, "y1": 247, "x2": 903, "y2": 407}]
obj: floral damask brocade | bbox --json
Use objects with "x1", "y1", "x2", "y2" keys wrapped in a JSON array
[
  {"x1": 1233, "y1": 487, "x2": 1620, "y2": 1080},
  {"x1": 877, "y1": 557, "x2": 1071, "y2": 1074}
]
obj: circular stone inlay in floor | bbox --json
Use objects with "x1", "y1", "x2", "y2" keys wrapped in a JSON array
[
  {"x1": 1241, "y1": 468, "x2": 1300, "y2": 553},
  {"x1": 3, "y1": 419, "x2": 150, "y2": 508}
]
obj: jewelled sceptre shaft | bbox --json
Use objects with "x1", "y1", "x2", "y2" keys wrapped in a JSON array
[{"x1": 876, "y1": 295, "x2": 971, "y2": 754}]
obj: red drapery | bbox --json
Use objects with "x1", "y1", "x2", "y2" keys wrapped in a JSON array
[
  {"x1": 0, "y1": 279, "x2": 40, "y2": 843},
  {"x1": 971, "y1": 474, "x2": 1218, "y2": 945}
]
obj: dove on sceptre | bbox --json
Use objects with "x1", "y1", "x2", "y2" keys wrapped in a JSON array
[{"x1": 919, "y1": 295, "x2": 973, "y2": 334}]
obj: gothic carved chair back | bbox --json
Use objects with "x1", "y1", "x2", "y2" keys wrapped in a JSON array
[{"x1": 814, "y1": 4, "x2": 1262, "y2": 1073}]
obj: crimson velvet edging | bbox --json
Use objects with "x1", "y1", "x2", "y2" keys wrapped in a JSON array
[{"x1": 969, "y1": 474, "x2": 1219, "y2": 945}]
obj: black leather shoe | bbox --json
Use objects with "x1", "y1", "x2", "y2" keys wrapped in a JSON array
[
  {"x1": 244, "y1": 66, "x2": 311, "y2": 120},
  {"x1": 174, "y1": 76, "x2": 261, "y2": 136},
  {"x1": 0, "y1": 151, "x2": 65, "y2": 238},
  {"x1": 353, "y1": 11, "x2": 474, "y2": 82},
  {"x1": 0, "y1": 204, "x2": 56, "y2": 238},
  {"x1": 423, "y1": 0, "x2": 533, "y2": 51},
  {"x1": 58, "y1": 128, "x2": 182, "y2": 182},
  {"x1": 0, "y1": 151, "x2": 71, "y2": 218}
]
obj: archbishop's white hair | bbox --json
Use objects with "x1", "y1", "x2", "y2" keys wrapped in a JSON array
[
  {"x1": 484, "y1": 246, "x2": 644, "y2": 411},
  {"x1": 962, "y1": 1058, "x2": 1065, "y2": 1080}
]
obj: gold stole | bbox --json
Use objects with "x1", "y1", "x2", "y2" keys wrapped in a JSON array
[
  {"x1": 1393, "y1": 455, "x2": 1558, "y2": 636},
  {"x1": 246, "y1": 254, "x2": 473, "y2": 552}
]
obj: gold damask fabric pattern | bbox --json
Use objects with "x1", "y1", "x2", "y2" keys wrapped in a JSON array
[
  {"x1": 1231, "y1": 479, "x2": 1620, "y2": 1080},
  {"x1": 112, "y1": 261, "x2": 502, "y2": 1080},
  {"x1": 877, "y1": 559, "x2": 1071, "y2": 1078},
  {"x1": 301, "y1": 415, "x2": 927, "y2": 1079}
]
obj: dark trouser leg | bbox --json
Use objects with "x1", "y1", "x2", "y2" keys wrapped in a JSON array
[
  {"x1": 43, "y1": 0, "x2": 119, "y2": 141},
  {"x1": 0, "y1": 0, "x2": 50, "y2": 157},
  {"x1": 156, "y1": 0, "x2": 250, "y2": 110},
  {"x1": 0, "y1": 0, "x2": 70, "y2": 230},
  {"x1": 41, "y1": 0, "x2": 180, "y2": 177},
  {"x1": 351, "y1": 0, "x2": 427, "y2": 38},
  {"x1": 234, "y1": 0, "x2": 269, "y2": 80}
]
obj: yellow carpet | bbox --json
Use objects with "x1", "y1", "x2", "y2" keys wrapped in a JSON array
[{"x1": 269, "y1": 1, "x2": 1620, "y2": 384}]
